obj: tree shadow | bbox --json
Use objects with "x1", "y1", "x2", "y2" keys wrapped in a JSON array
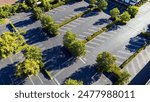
[
  {"x1": 0, "y1": 61, "x2": 26, "y2": 85},
  {"x1": 42, "y1": 45, "x2": 76, "y2": 71},
  {"x1": 125, "y1": 34, "x2": 146, "y2": 52},
  {"x1": 104, "y1": 0, "x2": 126, "y2": 15},
  {"x1": 74, "y1": 6, "x2": 88, "y2": 12},
  {"x1": 65, "y1": 64, "x2": 100, "y2": 85},
  {"x1": 13, "y1": 16, "x2": 36, "y2": 28},
  {"x1": 93, "y1": 18, "x2": 111, "y2": 26},
  {"x1": 23, "y1": 27, "x2": 49, "y2": 45},
  {"x1": 106, "y1": 24, "x2": 120, "y2": 31},
  {"x1": 147, "y1": 24, "x2": 150, "y2": 32},
  {"x1": 129, "y1": 61, "x2": 150, "y2": 85},
  {"x1": 82, "y1": 10, "x2": 99, "y2": 18},
  {"x1": 103, "y1": 72, "x2": 118, "y2": 84},
  {"x1": 6, "y1": 24, "x2": 14, "y2": 32}
]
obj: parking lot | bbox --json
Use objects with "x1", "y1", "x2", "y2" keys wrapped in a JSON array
[{"x1": 0, "y1": 1, "x2": 150, "y2": 85}]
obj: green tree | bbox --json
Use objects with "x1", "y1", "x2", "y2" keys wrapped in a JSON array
[
  {"x1": 127, "y1": 6, "x2": 139, "y2": 17},
  {"x1": 110, "y1": 8, "x2": 120, "y2": 20},
  {"x1": 40, "y1": 14, "x2": 54, "y2": 28},
  {"x1": 33, "y1": 7, "x2": 43, "y2": 20},
  {"x1": 16, "y1": 59, "x2": 40, "y2": 77},
  {"x1": 96, "y1": 52, "x2": 117, "y2": 73},
  {"x1": 0, "y1": 32, "x2": 26, "y2": 58},
  {"x1": 48, "y1": 23, "x2": 59, "y2": 36},
  {"x1": 120, "y1": 11, "x2": 131, "y2": 23},
  {"x1": 98, "y1": 0, "x2": 108, "y2": 11},
  {"x1": 25, "y1": 0, "x2": 37, "y2": 7},
  {"x1": 68, "y1": 40, "x2": 86, "y2": 57},
  {"x1": 40, "y1": 14, "x2": 59, "y2": 36},
  {"x1": 41, "y1": 0, "x2": 52, "y2": 11},
  {"x1": 89, "y1": 0, "x2": 97, "y2": 7},
  {"x1": 63, "y1": 31, "x2": 77, "y2": 47},
  {"x1": 115, "y1": 71, "x2": 131, "y2": 85},
  {"x1": 64, "y1": 78, "x2": 83, "y2": 85}
]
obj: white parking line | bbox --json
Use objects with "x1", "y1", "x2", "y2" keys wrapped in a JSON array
[
  {"x1": 76, "y1": 19, "x2": 85, "y2": 23},
  {"x1": 79, "y1": 57, "x2": 86, "y2": 64},
  {"x1": 139, "y1": 53, "x2": 147, "y2": 65},
  {"x1": 59, "y1": 29, "x2": 67, "y2": 32},
  {"x1": 53, "y1": 78, "x2": 60, "y2": 85},
  {"x1": 55, "y1": 20, "x2": 62, "y2": 23},
  {"x1": 37, "y1": 74, "x2": 44, "y2": 84},
  {"x1": 88, "y1": 29, "x2": 96, "y2": 32},
  {"x1": 65, "y1": 16, "x2": 71, "y2": 19},
  {"x1": 67, "y1": 24, "x2": 76, "y2": 27},
  {"x1": 61, "y1": 57, "x2": 74, "y2": 66},
  {"x1": 62, "y1": 26, "x2": 72, "y2": 30},
  {"x1": 145, "y1": 48, "x2": 150, "y2": 59},
  {"x1": 53, "y1": 69, "x2": 65, "y2": 78},
  {"x1": 29, "y1": 76, "x2": 34, "y2": 85},
  {"x1": 83, "y1": 32, "x2": 92, "y2": 35},
  {"x1": 131, "y1": 61, "x2": 137, "y2": 75},
  {"x1": 70, "y1": 21, "x2": 80, "y2": 25}
]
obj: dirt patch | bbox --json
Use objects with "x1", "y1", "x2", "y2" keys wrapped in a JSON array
[{"x1": 0, "y1": 0, "x2": 17, "y2": 6}]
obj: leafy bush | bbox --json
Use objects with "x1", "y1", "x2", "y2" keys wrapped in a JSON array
[{"x1": 0, "y1": 32, "x2": 26, "y2": 58}]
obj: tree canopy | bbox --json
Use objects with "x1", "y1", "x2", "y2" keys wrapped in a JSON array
[
  {"x1": 96, "y1": 51, "x2": 117, "y2": 73},
  {"x1": 98, "y1": 0, "x2": 108, "y2": 11},
  {"x1": 0, "y1": 32, "x2": 26, "y2": 58},
  {"x1": 64, "y1": 78, "x2": 83, "y2": 85},
  {"x1": 63, "y1": 31, "x2": 86, "y2": 57},
  {"x1": 120, "y1": 11, "x2": 131, "y2": 23},
  {"x1": 110, "y1": 8, "x2": 120, "y2": 20},
  {"x1": 127, "y1": 6, "x2": 139, "y2": 17},
  {"x1": 16, "y1": 59, "x2": 40, "y2": 77}
]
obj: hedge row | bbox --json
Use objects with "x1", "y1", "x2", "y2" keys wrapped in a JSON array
[
  {"x1": 59, "y1": 8, "x2": 95, "y2": 28},
  {"x1": 9, "y1": 22, "x2": 19, "y2": 33},
  {"x1": 83, "y1": 20, "x2": 117, "y2": 43},
  {"x1": 120, "y1": 45, "x2": 146, "y2": 69},
  {"x1": 43, "y1": 69, "x2": 53, "y2": 80}
]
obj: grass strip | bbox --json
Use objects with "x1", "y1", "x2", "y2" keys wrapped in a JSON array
[
  {"x1": 9, "y1": 21, "x2": 19, "y2": 33},
  {"x1": 43, "y1": 69, "x2": 53, "y2": 80},
  {"x1": 120, "y1": 45, "x2": 146, "y2": 69},
  {"x1": 58, "y1": 7, "x2": 95, "y2": 28},
  {"x1": 83, "y1": 20, "x2": 117, "y2": 43}
]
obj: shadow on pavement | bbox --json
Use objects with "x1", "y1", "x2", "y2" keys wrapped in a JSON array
[
  {"x1": 0, "y1": 61, "x2": 26, "y2": 85},
  {"x1": 82, "y1": 10, "x2": 99, "y2": 18},
  {"x1": 125, "y1": 34, "x2": 146, "y2": 52},
  {"x1": 24, "y1": 27, "x2": 49, "y2": 45},
  {"x1": 13, "y1": 16, "x2": 36, "y2": 28},
  {"x1": 129, "y1": 61, "x2": 150, "y2": 85},
  {"x1": 93, "y1": 18, "x2": 111, "y2": 25},
  {"x1": 106, "y1": 24, "x2": 120, "y2": 31},
  {"x1": 65, "y1": 64, "x2": 100, "y2": 85},
  {"x1": 74, "y1": 6, "x2": 88, "y2": 12},
  {"x1": 42, "y1": 45, "x2": 76, "y2": 71},
  {"x1": 103, "y1": 72, "x2": 118, "y2": 84}
]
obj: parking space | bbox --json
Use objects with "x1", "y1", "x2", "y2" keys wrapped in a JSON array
[
  {"x1": 123, "y1": 45, "x2": 150, "y2": 84},
  {"x1": 46, "y1": 1, "x2": 89, "y2": 24}
]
